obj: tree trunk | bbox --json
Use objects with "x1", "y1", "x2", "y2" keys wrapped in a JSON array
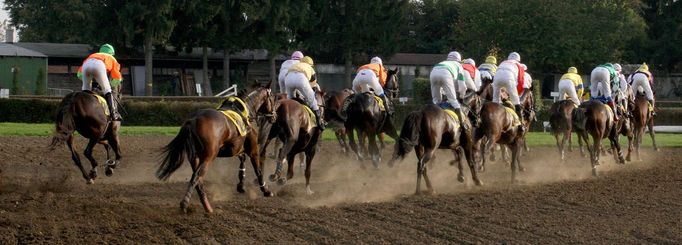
[
  {"x1": 223, "y1": 50, "x2": 230, "y2": 89},
  {"x1": 344, "y1": 50, "x2": 353, "y2": 88},
  {"x1": 269, "y1": 53, "x2": 276, "y2": 86},
  {"x1": 202, "y1": 46, "x2": 213, "y2": 96},
  {"x1": 144, "y1": 34, "x2": 153, "y2": 96}
]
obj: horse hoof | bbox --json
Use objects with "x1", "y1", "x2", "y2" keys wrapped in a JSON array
[
  {"x1": 592, "y1": 168, "x2": 598, "y2": 177},
  {"x1": 268, "y1": 174, "x2": 278, "y2": 182},
  {"x1": 474, "y1": 179, "x2": 483, "y2": 186},
  {"x1": 86, "y1": 179, "x2": 94, "y2": 185},
  {"x1": 519, "y1": 167, "x2": 527, "y2": 172},
  {"x1": 306, "y1": 186, "x2": 314, "y2": 195},
  {"x1": 89, "y1": 170, "x2": 97, "y2": 179},
  {"x1": 263, "y1": 191, "x2": 274, "y2": 197},
  {"x1": 277, "y1": 178, "x2": 287, "y2": 186},
  {"x1": 105, "y1": 167, "x2": 114, "y2": 177},
  {"x1": 237, "y1": 184, "x2": 245, "y2": 193},
  {"x1": 457, "y1": 175, "x2": 465, "y2": 183},
  {"x1": 625, "y1": 156, "x2": 631, "y2": 162}
]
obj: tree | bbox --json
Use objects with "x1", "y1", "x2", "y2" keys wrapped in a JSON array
[
  {"x1": 640, "y1": 0, "x2": 682, "y2": 71},
  {"x1": 116, "y1": 0, "x2": 176, "y2": 96},
  {"x1": 5, "y1": 0, "x2": 101, "y2": 43},
  {"x1": 213, "y1": 0, "x2": 261, "y2": 89},
  {"x1": 403, "y1": 0, "x2": 459, "y2": 53}
]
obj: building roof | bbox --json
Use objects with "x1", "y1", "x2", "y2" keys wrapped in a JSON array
[
  {"x1": 0, "y1": 43, "x2": 47, "y2": 57},
  {"x1": 11, "y1": 42, "x2": 287, "y2": 61},
  {"x1": 386, "y1": 53, "x2": 445, "y2": 66}
]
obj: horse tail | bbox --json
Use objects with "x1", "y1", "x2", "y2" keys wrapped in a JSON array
[
  {"x1": 394, "y1": 111, "x2": 422, "y2": 160},
  {"x1": 50, "y1": 93, "x2": 77, "y2": 148},
  {"x1": 157, "y1": 119, "x2": 202, "y2": 181}
]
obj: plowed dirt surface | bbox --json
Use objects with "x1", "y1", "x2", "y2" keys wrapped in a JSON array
[{"x1": 1, "y1": 136, "x2": 680, "y2": 244}]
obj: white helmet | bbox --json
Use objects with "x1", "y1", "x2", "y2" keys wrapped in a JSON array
[
  {"x1": 521, "y1": 64, "x2": 527, "y2": 70},
  {"x1": 508, "y1": 52, "x2": 521, "y2": 62},
  {"x1": 613, "y1": 63, "x2": 622, "y2": 72},
  {"x1": 463, "y1": 58, "x2": 476, "y2": 66},
  {"x1": 370, "y1": 56, "x2": 383, "y2": 65},
  {"x1": 447, "y1": 51, "x2": 461, "y2": 62}
]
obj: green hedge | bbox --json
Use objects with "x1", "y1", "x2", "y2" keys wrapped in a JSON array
[{"x1": 1, "y1": 98, "x2": 680, "y2": 128}]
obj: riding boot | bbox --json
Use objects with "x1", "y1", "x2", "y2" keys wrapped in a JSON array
[
  {"x1": 314, "y1": 109, "x2": 326, "y2": 130},
  {"x1": 514, "y1": 104, "x2": 525, "y2": 134},
  {"x1": 380, "y1": 93, "x2": 394, "y2": 117},
  {"x1": 104, "y1": 92, "x2": 121, "y2": 121},
  {"x1": 608, "y1": 101, "x2": 619, "y2": 121},
  {"x1": 454, "y1": 108, "x2": 469, "y2": 131},
  {"x1": 649, "y1": 99, "x2": 656, "y2": 116}
]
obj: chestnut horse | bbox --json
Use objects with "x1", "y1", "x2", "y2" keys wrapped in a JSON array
[
  {"x1": 389, "y1": 104, "x2": 479, "y2": 194},
  {"x1": 325, "y1": 89, "x2": 354, "y2": 153},
  {"x1": 631, "y1": 94, "x2": 658, "y2": 161},
  {"x1": 157, "y1": 85, "x2": 274, "y2": 213},
  {"x1": 574, "y1": 100, "x2": 625, "y2": 176},
  {"x1": 51, "y1": 88, "x2": 122, "y2": 184},
  {"x1": 549, "y1": 100, "x2": 576, "y2": 161},
  {"x1": 262, "y1": 91, "x2": 326, "y2": 194},
  {"x1": 474, "y1": 102, "x2": 526, "y2": 182}
]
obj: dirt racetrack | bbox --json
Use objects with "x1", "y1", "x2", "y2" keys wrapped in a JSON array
[{"x1": 1, "y1": 135, "x2": 681, "y2": 244}]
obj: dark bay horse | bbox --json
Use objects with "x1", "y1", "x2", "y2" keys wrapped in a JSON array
[
  {"x1": 51, "y1": 90, "x2": 122, "y2": 184},
  {"x1": 631, "y1": 94, "x2": 658, "y2": 160},
  {"x1": 549, "y1": 100, "x2": 576, "y2": 160},
  {"x1": 325, "y1": 89, "x2": 354, "y2": 153},
  {"x1": 262, "y1": 91, "x2": 326, "y2": 194},
  {"x1": 575, "y1": 100, "x2": 625, "y2": 176},
  {"x1": 474, "y1": 102, "x2": 526, "y2": 182},
  {"x1": 389, "y1": 104, "x2": 480, "y2": 194},
  {"x1": 345, "y1": 68, "x2": 400, "y2": 168},
  {"x1": 157, "y1": 85, "x2": 274, "y2": 213}
]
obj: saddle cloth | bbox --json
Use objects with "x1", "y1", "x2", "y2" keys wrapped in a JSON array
[
  {"x1": 372, "y1": 94, "x2": 386, "y2": 111},
  {"x1": 604, "y1": 103, "x2": 614, "y2": 122},
  {"x1": 301, "y1": 103, "x2": 317, "y2": 130},
  {"x1": 84, "y1": 91, "x2": 109, "y2": 116},
  {"x1": 443, "y1": 109, "x2": 460, "y2": 130},
  {"x1": 504, "y1": 106, "x2": 521, "y2": 127},
  {"x1": 220, "y1": 110, "x2": 248, "y2": 136}
]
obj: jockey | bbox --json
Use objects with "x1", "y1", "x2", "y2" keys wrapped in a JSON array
[
  {"x1": 558, "y1": 66, "x2": 583, "y2": 106},
  {"x1": 629, "y1": 63, "x2": 656, "y2": 116},
  {"x1": 492, "y1": 51, "x2": 527, "y2": 132},
  {"x1": 352, "y1": 56, "x2": 394, "y2": 116},
  {"x1": 590, "y1": 63, "x2": 620, "y2": 121},
  {"x1": 461, "y1": 58, "x2": 481, "y2": 92},
  {"x1": 285, "y1": 56, "x2": 326, "y2": 129},
  {"x1": 430, "y1": 51, "x2": 470, "y2": 129},
  {"x1": 521, "y1": 64, "x2": 533, "y2": 95},
  {"x1": 278, "y1": 51, "x2": 304, "y2": 94},
  {"x1": 613, "y1": 63, "x2": 630, "y2": 115},
  {"x1": 77, "y1": 44, "x2": 122, "y2": 121},
  {"x1": 478, "y1": 55, "x2": 497, "y2": 83}
]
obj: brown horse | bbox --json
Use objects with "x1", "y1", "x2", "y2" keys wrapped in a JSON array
[
  {"x1": 51, "y1": 90, "x2": 122, "y2": 184},
  {"x1": 388, "y1": 104, "x2": 480, "y2": 194},
  {"x1": 574, "y1": 100, "x2": 625, "y2": 176},
  {"x1": 157, "y1": 85, "x2": 274, "y2": 213},
  {"x1": 345, "y1": 68, "x2": 400, "y2": 168},
  {"x1": 325, "y1": 89, "x2": 354, "y2": 153},
  {"x1": 549, "y1": 100, "x2": 576, "y2": 161},
  {"x1": 263, "y1": 91, "x2": 326, "y2": 194},
  {"x1": 474, "y1": 102, "x2": 526, "y2": 182},
  {"x1": 631, "y1": 94, "x2": 658, "y2": 161}
]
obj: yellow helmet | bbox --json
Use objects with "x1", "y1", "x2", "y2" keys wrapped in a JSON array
[
  {"x1": 301, "y1": 56, "x2": 314, "y2": 66},
  {"x1": 485, "y1": 56, "x2": 497, "y2": 65},
  {"x1": 638, "y1": 62, "x2": 649, "y2": 72},
  {"x1": 567, "y1": 67, "x2": 578, "y2": 74}
]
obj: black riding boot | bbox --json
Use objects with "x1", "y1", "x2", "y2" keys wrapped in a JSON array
[
  {"x1": 454, "y1": 108, "x2": 469, "y2": 131},
  {"x1": 380, "y1": 94, "x2": 394, "y2": 117},
  {"x1": 514, "y1": 104, "x2": 525, "y2": 134},
  {"x1": 314, "y1": 109, "x2": 326, "y2": 130},
  {"x1": 104, "y1": 92, "x2": 121, "y2": 121}
]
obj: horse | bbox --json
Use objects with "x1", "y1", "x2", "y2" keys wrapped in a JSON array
[
  {"x1": 50, "y1": 88, "x2": 122, "y2": 184},
  {"x1": 549, "y1": 100, "x2": 576, "y2": 161},
  {"x1": 156, "y1": 84, "x2": 274, "y2": 213},
  {"x1": 574, "y1": 100, "x2": 625, "y2": 176},
  {"x1": 325, "y1": 89, "x2": 354, "y2": 153},
  {"x1": 631, "y1": 93, "x2": 658, "y2": 161},
  {"x1": 262, "y1": 90, "x2": 326, "y2": 195},
  {"x1": 344, "y1": 68, "x2": 400, "y2": 168},
  {"x1": 474, "y1": 102, "x2": 526, "y2": 182},
  {"x1": 388, "y1": 104, "x2": 480, "y2": 194},
  {"x1": 478, "y1": 76, "x2": 494, "y2": 101}
]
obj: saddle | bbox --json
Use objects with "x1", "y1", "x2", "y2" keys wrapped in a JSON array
[
  {"x1": 83, "y1": 90, "x2": 109, "y2": 116},
  {"x1": 218, "y1": 96, "x2": 251, "y2": 136},
  {"x1": 437, "y1": 103, "x2": 461, "y2": 130},
  {"x1": 290, "y1": 98, "x2": 317, "y2": 130}
]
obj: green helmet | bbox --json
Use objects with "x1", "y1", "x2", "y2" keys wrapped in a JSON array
[{"x1": 99, "y1": 44, "x2": 115, "y2": 56}]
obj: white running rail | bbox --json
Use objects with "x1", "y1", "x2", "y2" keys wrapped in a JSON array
[{"x1": 215, "y1": 84, "x2": 238, "y2": 97}]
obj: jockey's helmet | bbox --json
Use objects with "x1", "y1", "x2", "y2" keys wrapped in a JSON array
[
  {"x1": 613, "y1": 63, "x2": 622, "y2": 72},
  {"x1": 446, "y1": 51, "x2": 461, "y2": 62},
  {"x1": 301, "y1": 56, "x2": 314, "y2": 65},
  {"x1": 508, "y1": 52, "x2": 520, "y2": 62},
  {"x1": 567, "y1": 67, "x2": 578, "y2": 74},
  {"x1": 521, "y1": 64, "x2": 527, "y2": 70},
  {"x1": 291, "y1": 51, "x2": 304, "y2": 60},
  {"x1": 463, "y1": 58, "x2": 476, "y2": 66},
  {"x1": 100, "y1": 44, "x2": 115, "y2": 56},
  {"x1": 485, "y1": 56, "x2": 497, "y2": 65},
  {"x1": 638, "y1": 63, "x2": 649, "y2": 72},
  {"x1": 370, "y1": 56, "x2": 383, "y2": 65}
]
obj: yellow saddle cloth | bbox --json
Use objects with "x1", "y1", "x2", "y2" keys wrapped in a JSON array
[
  {"x1": 604, "y1": 103, "x2": 614, "y2": 122},
  {"x1": 88, "y1": 92, "x2": 109, "y2": 116},
  {"x1": 504, "y1": 106, "x2": 521, "y2": 127},
  {"x1": 301, "y1": 104, "x2": 317, "y2": 130},
  {"x1": 372, "y1": 94, "x2": 386, "y2": 111},
  {"x1": 220, "y1": 110, "x2": 248, "y2": 136},
  {"x1": 647, "y1": 102, "x2": 653, "y2": 112},
  {"x1": 443, "y1": 109, "x2": 460, "y2": 129}
]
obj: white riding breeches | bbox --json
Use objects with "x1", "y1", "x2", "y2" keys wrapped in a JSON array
[
  {"x1": 631, "y1": 73, "x2": 654, "y2": 101},
  {"x1": 558, "y1": 79, "x2": 580, "y2": 105},
  {"x1": 352, "y1": 69, "x2": 384, "y2": 96},
  {"x1": 81, "y1": 58, "x2": 112, "y2": 94},
  {"x1": 590, "y1": 67, "x2": 612, "y2": 102},
  {"x1": 285, "y1": 72, "x2": 319, "y2": 111},
  {"x1": 430, "y1": 67, "x2": 461, "y2": 109},
  {"x1": 492, "y1": 68, "x2": 520, "y2": 105}
]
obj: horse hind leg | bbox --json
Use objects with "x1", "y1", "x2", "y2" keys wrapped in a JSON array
[
  {"x1": 368, "y1": 134, "x2": 381, "y2": 169},
  {"x1": 304, "y1": 146, "x2": 318, "y2": 195},
  {"x1": 67, "y1": 136, "x2": 92, "y2": 184},
  {"x1": 237, "y1": 154, "x2": 247, "y2": 193},
  {"x1": 83, "y1": 139, "x2": 99, "y2": 181},
  {"x1": 105, "y1": 131, "x2": 122, "y2": 176},
  {"x1": 421, "y1": 148, "x2": 437, "y2": 194},
  {"x1": 648, "y1": 119, "x2": 658, "y2": 151},
  {"x1": 414, "y1": 146, "x2": 425, "y2": 195}
]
